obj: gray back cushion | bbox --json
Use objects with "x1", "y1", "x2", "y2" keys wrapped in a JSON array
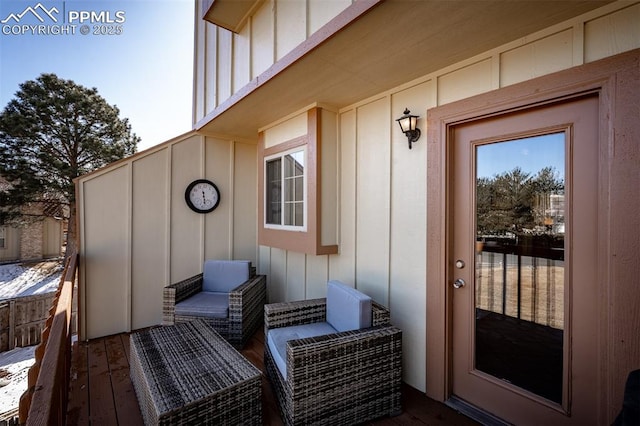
[
  {"x1": 326, "y1": 280, "x2": 372, "y2": 332},
  {"x1": 202, "y1": 260, "x2": 250, "y2": 293}
]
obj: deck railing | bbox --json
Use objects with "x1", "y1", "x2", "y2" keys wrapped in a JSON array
[
  {"x1": 18, "y1": 252, "x2": 78, "y2": 425},
  {"x1": 476, "y1": 242, "x2": 564, "y2": 329}
]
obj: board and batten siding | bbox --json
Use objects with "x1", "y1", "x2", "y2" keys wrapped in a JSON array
[
  {"x1": 194, "y1": 0, "x2": 639, "y2": 123},
  {"x1": 257, "y1": 1, "x2": 639, "y2": 392},
  {"x1": 193, "y1": 0, "x2": 354, "y2": 120},
  {"x1": 257, "y1": 86, "x2": 432, "y2": 392},
  {"x1": 76, "y1": 0, "x2": 638, "y2": 392},
  {"x1": 77, "y1": 132, "x2": 257, "y2": 340}
]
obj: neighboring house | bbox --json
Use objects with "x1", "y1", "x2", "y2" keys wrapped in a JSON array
[
  {"x1": 0, "y1": 219, "x2": 63, "y2": 263},
  {"x1": 0, "y1": 177, "x2": 64, "y2": 262},
  {"x1": 75, "y1": 1, "x2": 639, "y2": 424}
]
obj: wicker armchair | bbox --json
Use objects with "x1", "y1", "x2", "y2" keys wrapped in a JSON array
[
  {"x1": 162, "y1": 260, "x2": 267, "y2": 348},
  {"x1": 264, "y1": 281, "x2": 403, "y2": 425}
]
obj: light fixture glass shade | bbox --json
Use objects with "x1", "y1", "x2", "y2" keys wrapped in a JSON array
[
  {"x1": 396, "y1": 108, "x2": 418, "y2": 133},
  {"x1": 396, "y1": 108, "x2": 421, "y2": 149}
]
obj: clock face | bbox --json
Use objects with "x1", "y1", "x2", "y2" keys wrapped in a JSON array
[{"x1": 185, "y1": 179, "x2": 220, "y2": 213}]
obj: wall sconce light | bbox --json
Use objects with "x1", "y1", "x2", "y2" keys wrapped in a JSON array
[{"x1": 396, "y1": 108, "x2": 421, "y2": 149}]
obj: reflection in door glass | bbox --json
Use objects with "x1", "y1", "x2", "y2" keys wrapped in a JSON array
[{"x1": 475, "y1": 133, "x2": 565, "y2": 404}]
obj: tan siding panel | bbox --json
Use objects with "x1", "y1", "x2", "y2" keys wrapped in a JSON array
[
  {"x1": 269, "y1": 247, "x2": 287, "y2": 302},
  {"x1": 500, "y1": 29, "x2": 574, "y2": 87},
  {"x1": 258, "y1": 245, "x2": 272, "y2": 297},
  {"x1": 205, "y1": 25, "x2": 218, "y2": 112},
  {"x1": 263, "y1": 111, "x2": 307, "y2": 148},
  {"x1": 329, "y1": 109, "x2": 356, "y2": 285},
  {"x1": 194, "y1": 16, "x2": 206, "y2": 122},
  {"x1": 218, "y1": 28, "x2": 233, "y2": 104},
  {"x1": 584, "y1": 3, "x2": 640, "y2": 62},
  {"x1": 355, "y1": 98, "x2": 390, "y2": 306},
  {"x1": 286, "y1": 251, "x2": 306, "y2": 301},
  {"x1": 42, "y1": 218, "x2": 62, "y2": 258},
  {"x1": 131, "y1": 149, "x2": 169, "y2": 330},
  {"x1": 83, "y1": 166, "x2": 130, "y2": 339},
  {"x1": 306, "y1": 254, "x2": 329, "y2": 299},
  {"x1": 251, "y1": 0, "x2": 275, "y2": 79},
  {"x1": 232, "y1": 142, "x2": 258, "y2": 262},
  {"x1": 276, "y1": 0, "x2": 306, "y2": 61},
  {"x1": 438, "y1": 58, "x2": 493, "y2": 105},
  {"x1": 390, "y1": 82, "x2": 432, "y2": 392},
  {"x1": 170, "y1": 136, "x2": 204, "y2": 282},
  {"x1": 204, "y1": 137, "x2": 232, "y2": 260},
  {"x1": 233, "y1": 27, "x2": 251, "y2": 94},
  {"x1": 308, "y1": 0, "x2": 351, "y2": 36}
]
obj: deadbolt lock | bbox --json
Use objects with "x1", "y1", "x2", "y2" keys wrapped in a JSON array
[{"x1": 453, "y1": 278, "x2": 466, "y2": 289}]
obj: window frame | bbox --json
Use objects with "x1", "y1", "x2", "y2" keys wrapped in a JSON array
[
  {"x1": 263, "y1": 146, "x2": 308, "y2": 231},
  {"x1": 0, "y1": 227, "x2": 6, "y2": 249}
]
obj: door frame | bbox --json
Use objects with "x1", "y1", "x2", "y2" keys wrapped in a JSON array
[{"x1": 426, "y1": 48, "x2": 640, "y2": 424}]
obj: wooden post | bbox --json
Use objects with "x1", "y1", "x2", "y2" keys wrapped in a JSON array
[{"x1": 9, "y1": 300, "x2": 15, "y2": 350}]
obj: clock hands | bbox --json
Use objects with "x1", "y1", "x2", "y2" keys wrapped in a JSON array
[{"x1": 186, "y1": 180, "x2": 219, "y2": 213}]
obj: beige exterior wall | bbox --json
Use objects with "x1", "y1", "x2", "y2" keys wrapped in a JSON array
[
  {"x1": 253, "y1": 1, "x2": 640, "y2": 392},
  {"x1": 77, "y1": 132, "x2": 258, "y2": 339},
  {"x1": 193, "y1": 0, "x2": 353, "y2": 121},
  {"x1": 0, "y1": 227, "x2": 20, "y2": 262},
  {"x1": 0, "y1": 218, "x2": 62, "y2": 262},
  {"x1": 77, "y1": 0, "x2": 638, "y2": 393},
  {"x1": 42, "y1": 217, "x2": 63, "y2": 258}
]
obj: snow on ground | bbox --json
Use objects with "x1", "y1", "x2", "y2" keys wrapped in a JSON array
[
  {"x1": 0, "y1": 261, "x2": 63, "y2": 299},
  {"x1": 0, "y1": 345, "x2": 35, "y2": 417},
  {"x1": 0, "y1": 261, "x2": 64, "y2": 419}
]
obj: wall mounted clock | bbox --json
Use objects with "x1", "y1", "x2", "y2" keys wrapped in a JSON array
[{"x1": 185, "y1": 179, "x2": 220, "y2": 213}]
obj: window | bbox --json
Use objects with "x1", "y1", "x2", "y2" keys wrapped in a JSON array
[
  {"x1": 258, "y1": 107, "x2": 338, "y2": 255},
  {"x1": 265, "y1": 149, "x2": 306, "y2": 229},
  {"x1": 0, "y1": 227, "x2": 5, "y2": 249}
]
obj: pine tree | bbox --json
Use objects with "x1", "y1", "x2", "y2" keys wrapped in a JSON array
[{"x1": 0, "y1": 73, "x2": 139, "y2": 258}]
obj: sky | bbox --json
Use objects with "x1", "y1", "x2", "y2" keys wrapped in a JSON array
[
  {"x1": 476, "y1": 133, "x2": 565, "y2": 180},
  {"x1": 0, "y1": 0, "x2": 194, "y2": 151}
]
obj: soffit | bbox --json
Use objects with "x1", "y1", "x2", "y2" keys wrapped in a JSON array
[{"x1": 196, "y1": 0, "x2": 614, "y2": 141}]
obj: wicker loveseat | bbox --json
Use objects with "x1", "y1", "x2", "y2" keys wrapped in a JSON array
[
  {"x1": 264, "y1": 280, "x2": 403, "y2": 425},
  {"x1": 162, "y1": 260, "x2": 267, "y2": 348}
]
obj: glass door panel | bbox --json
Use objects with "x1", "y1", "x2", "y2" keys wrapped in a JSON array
[{"x1": 474, "y1": 133, "x2": 565, "y2": 404}]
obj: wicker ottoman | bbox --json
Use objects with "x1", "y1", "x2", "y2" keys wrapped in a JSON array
[{"x1": 130, "y1": 320, "x2": 262, "y2": 425}]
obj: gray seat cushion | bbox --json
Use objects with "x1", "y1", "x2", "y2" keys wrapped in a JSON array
[
  {"x1": 175, "y1": 291, "x2": 229, "y2": 318},
  {"x1": 326, "y1": 280, "x2": 372, "y2": 332},
  {"x1": 202, "y1": 260, "x2": 251, "y2": 293},
  {"x1": 267, "y1": 322, "x2": 338, "y2": 379}
]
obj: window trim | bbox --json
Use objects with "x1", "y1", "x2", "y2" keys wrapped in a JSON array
[
  {"x1": 257, "y1": 108, "x2": 338, "y2": 255},
  {"x1": 263, "y1": 146, "x2": 308, "y2": 232}
]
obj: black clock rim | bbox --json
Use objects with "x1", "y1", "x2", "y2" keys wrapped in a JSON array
[{"x1": 185, "y1": 179, "x2": 220, "y2": 213}]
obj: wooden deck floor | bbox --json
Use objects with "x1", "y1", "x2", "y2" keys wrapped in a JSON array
[{"x1": 66, "y1": 329, "x2": 479, "y2": 425}]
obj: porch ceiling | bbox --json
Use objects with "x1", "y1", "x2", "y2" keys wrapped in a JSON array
[{"x1": 195, "y1": 0, "x2": 613, "y2": 141}]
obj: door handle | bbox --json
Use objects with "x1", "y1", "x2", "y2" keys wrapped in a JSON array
[{"x1": 453, "y1": 278, "x2": 466, "y2": 289}]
